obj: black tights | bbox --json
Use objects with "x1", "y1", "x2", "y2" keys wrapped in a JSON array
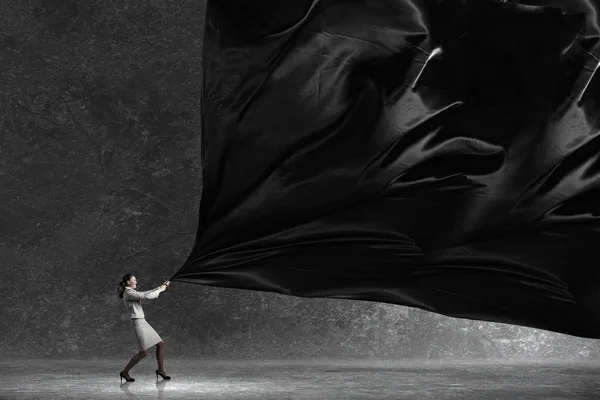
[{"x1": 122, "y1": 341, "x2": 166, "y2": 375}]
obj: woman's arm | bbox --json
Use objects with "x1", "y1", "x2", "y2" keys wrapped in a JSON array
[{"x1": 124, "y1": 285, "x2": 166, "y2": 301}]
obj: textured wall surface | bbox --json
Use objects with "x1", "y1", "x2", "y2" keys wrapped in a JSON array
[{"x1": 1, "y1": 0, "x2": 599, "y2": 360}]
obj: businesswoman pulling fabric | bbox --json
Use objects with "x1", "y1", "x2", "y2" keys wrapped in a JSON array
[{"x1": 118, "y1": 273, "x2": 171, "y2": 383}]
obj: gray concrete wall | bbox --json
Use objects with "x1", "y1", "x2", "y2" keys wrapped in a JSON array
[{"x1": 1, "y1": 0, "x2": 598, "y2": 360}]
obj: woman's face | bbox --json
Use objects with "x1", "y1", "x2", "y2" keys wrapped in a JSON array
[{"x1": 127, "y1": 276, "x2": 137, "y2": 289}]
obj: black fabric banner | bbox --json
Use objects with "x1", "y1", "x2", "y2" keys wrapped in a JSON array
[{"x1": 170, "y1": 0, "x2": 600, "y2": 338}]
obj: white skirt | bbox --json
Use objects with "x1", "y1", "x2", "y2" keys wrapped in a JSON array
[{"x1": 131, "y1": 318, "x2": 162, "y2": 351}]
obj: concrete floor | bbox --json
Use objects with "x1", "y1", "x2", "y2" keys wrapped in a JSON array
[{"x1": 1, "y1": 358, "x2": 599, "y2": 399}]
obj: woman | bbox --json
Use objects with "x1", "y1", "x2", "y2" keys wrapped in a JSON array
[{"x1": 118, "y1": 273, "x2": 171, "y2": 383}]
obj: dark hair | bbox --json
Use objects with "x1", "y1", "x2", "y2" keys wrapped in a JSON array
[{"x1": 118, "y1": 273, "x2": 134, "y2": 298}]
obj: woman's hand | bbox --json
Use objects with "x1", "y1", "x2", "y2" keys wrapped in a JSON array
[{"x1": 160, "y1": 280, "x2": 170, "y2": 292}]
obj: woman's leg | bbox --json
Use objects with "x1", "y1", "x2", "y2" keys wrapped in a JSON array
[
  {"x1": 123, "y1": 350, "x2": 147, "y2": 376},
  {"x1": 156, "y1": 341, "x2": 166, "y2": 373}
]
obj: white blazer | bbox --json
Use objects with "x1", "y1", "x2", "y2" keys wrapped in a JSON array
[{"x1": 123, "y1": 286, "x2": 162, "y2": 319}]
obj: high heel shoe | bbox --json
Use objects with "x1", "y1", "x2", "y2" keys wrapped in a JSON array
[
  {"x1": 156, "y1": 369, "x2": 171, "y2": 380},
  {"x1": 120, "y1": 371, "x2": 135, "y2": 383}
]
